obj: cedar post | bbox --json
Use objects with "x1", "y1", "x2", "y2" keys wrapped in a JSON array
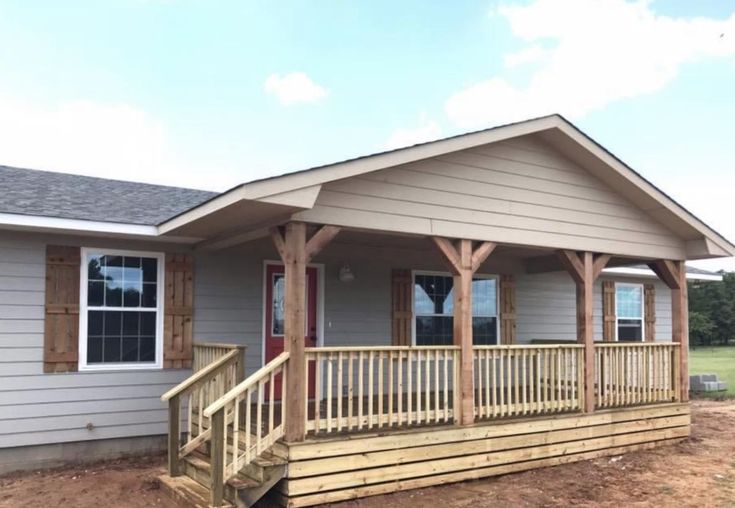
[
  {"x1": 271, "y1": 222, "x2": 340, "y2": 442},
  {"x1": 167, "y1": 394, "x2": 181, "y2": 476},
  {"x1": 648, "y1": 259, "x2": 688, "y2": 401},
  {"x1": 432, "y1": 237, "x2": 496, "y2": 425},
  {"x1": 557, "y1": 251, "x2": 610, "y2": 413}
]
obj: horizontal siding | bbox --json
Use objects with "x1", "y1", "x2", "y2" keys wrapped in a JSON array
[
  {"x1": 516, "y1": 271, "x2": 673, "y2": 343},
  {"x1": 0, "y1": 235, "x2": 188, "y2": 449},
  {"x1": 296, "y1": 134, "x2": 685, "y2": 259}
]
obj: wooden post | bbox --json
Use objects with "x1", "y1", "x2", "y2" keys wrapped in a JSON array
[
  {"x1": 432, "y1": 237, "x2": 496, "y2": 425},
  {"x1": 167, "y1": 394, "x2": 181, "y2": 477},
  {"x1": 648, "y1": 259, "x2": 688, "y2": 401},
  {"x1": 557, "y1": 251, "x2": 610, "y2": 413},
  {"x1": 271, "y1": 222, "x2": 341, "y2": 442},
  {"x1": 209, "y1": 409, "x2": 225, "y2": 507}
]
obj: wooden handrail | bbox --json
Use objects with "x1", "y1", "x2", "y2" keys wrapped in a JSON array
[
  {"x1": 161, "y1": 349, "x2": 241, "y2": 401},
  {"x1": 306, "y1": 346, "x2": 461, "y2": 352},
  {"x1": 203, "y1": 351, "x2": 290, "y2": 418},
  {"x1": 474, "y1": 344, "x2": 584, "y2": 350}
]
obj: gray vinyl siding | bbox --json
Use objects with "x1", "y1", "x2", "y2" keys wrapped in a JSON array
[
  {"x1": 0, "y1": 234, "x2": 188, "y2": 449},
  {"x1": 515, "y1": 271, "x2": 673, "y2": 343},
  {"x1": 296, "y1": 135, "x2": 685, "y2": 259}
]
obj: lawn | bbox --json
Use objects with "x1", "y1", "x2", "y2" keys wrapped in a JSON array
[{"x1": 690, "y1": 346, "x2": 735, "y2": 397}]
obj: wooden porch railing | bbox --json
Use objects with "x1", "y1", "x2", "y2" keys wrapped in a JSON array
[
  {"x1": 203, "y1": 352, "x2": 289, "y2": 507},
  {"x1": 193, "y1": 342, "x2": 246, "y2": 373},
  {"x1": 594, "y1": 343, "x2": 680, "y2": 408},
  {"x1": 473, "y1": 345, "x2": 585, "y2": 419},
  {"x1": 304, "y1": 346, "x2": 461, "y2": 435},
  {"x1": 160, "y1": 344, "x2": 245, "y2": 476}
]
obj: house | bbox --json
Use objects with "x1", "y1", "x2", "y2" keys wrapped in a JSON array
[{"x1": 0, "y1": 115, "x2": 731, "y2": 506}]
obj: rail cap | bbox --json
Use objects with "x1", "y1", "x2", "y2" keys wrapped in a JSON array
[
  {"x1": 161, "y1": 348, "x2": 241, "y2": 401},
  {"x1": 203, "y1": 351, "x2": 290, "y2": 418}
]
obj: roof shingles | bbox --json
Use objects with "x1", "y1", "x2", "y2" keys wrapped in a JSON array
[{"x1": 0, "y1": 165, "x2": 217, "y2": 226}]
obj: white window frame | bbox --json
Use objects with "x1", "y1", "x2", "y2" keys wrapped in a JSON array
[
  {"x1": 614, "y1": 282, "x2": 645, "y2": 342},
  {"x1": 78, "y1": 247, "x2": 165, "y2": 371},
  {"x1": 410, "y1": 270, "x2": 500, "y2": 346}
]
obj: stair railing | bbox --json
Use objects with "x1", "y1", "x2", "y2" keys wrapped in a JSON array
[
  {"x1": 161, "y1": 346, "x2": 245, "y2": 477},
  {"x1": 203, "y1": 351, "x2": 290, "y2": 507}
]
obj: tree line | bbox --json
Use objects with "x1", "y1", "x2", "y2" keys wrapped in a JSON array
[{"x1": 689, "y1": 272, "x2": 735, "y2": 346}]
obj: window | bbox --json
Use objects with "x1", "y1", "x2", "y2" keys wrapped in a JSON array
[
  {"x1": 615, "y1": 283, "x2": 644, "y2": 342},
  {"x1": 79, "y1": 249, "x2": 164, "y2": 370},
  {"x1": 413, "y1": 272, "x2": 498, "y2": 346}
]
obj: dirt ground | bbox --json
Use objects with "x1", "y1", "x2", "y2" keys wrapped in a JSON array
[{"x1": 1, "y1": 400, "x2": 733, "y2": 508}]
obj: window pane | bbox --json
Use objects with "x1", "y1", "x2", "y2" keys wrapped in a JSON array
[
  {"x1": 103, "y1": 336, "x2": 122, "y2": 362},
  {"x1": 472, "y1": 278, "x2": 497, "y2": 316},
  {"x1": 88, "y1": 311, "x2": 103, "y2": 335},
  {"x1": 122, "y1": 312, "x2": 140, "y2": 335},
  {"x1": 272, "y1": 274, "x2": 285, "y2": 335},
  {"x1": 141, "y1": 283, "x2": 157, "y2": 308},
  {"x1": 87, "y1": 336, "x2": 103, "y2": 363},
  {"x1": 618, "y1": 319, "x2": 643, "y2": 341},
  {"x1": 88, "y1": 255, "x2": 104, "y2": 280},
  {"x1": 105, "y1": 282, "x2": 122, "y2": 307},
  {"x1": 473, "y1": 317, "x2": 497, "y2": 345},
  {"x1": 141, "y1": 312, "x2": 156, "y2": 336},
  {"x1": 616, "y1": 285, "x2": 642, "y2": 318},
  {"x1": 123, "y1": 281, "x2": 142, "y2": 307},
  {"x1": 88, "y1": 281, "x2": 104, "y2": 306},
  {"x1": 414, "y1": 275, "x2": 453, "y2": 316},
  {"x1": 104, "y1": 311, "x2": 122, "y2": 335},
  {"x1": 139, "y1": 337, "x2": 156, "y2": 362},
  {"x1": 142, "y1": 258, "x2": 157, "y2": 283},
  {"x1": 415, "y1": 316, "x2": 453, "y2": 346},
  {"x1": 122, "y1": 337, "x2": 139, "y2": 362}
]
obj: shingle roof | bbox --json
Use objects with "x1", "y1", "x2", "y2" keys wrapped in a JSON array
[{"x1": 0, "y1": 165, "x2": 217, "y2": 226}]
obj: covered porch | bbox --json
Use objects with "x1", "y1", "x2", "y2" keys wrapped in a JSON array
[{"x1": 161, "y1": 221, "x2": 690, "y2": 507}]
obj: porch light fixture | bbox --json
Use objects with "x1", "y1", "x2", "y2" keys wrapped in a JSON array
[{"x1": 339, "y1": 263, "x2": 355, "y2": 283}]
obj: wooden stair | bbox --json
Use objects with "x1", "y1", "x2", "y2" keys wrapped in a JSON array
[{"x1": 159, "y1": 437, "x2": 288, "y2": 508}]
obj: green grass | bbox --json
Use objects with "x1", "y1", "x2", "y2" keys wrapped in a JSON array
[{"x1": 689, "y1": 346, "x2": 735, "y2": 398}]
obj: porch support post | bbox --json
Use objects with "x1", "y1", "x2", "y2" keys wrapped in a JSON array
[
  {"x1": 557, "y1": 250, "x2": 610, "y2": 413},
  {"x1": 271, "y1": 222, "x2": 341, "y2": 442},
  {"x1": 648, "y1": 259, "x2": 688, "y2": 401},
  {"x1": 432, "y1": 237, "x2": 496, "y2": 425}
]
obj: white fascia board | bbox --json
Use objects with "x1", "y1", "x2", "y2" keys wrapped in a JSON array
[
  {"x1": 602, "y1": 266, "x2": 722, "y2": 282},
  {"x1": 0, "y1": 213, "x2": 200, "y2": 243}
]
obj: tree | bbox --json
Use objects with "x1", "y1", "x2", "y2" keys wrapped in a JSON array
[{"x1": 688, "y1": 272, "x2": 735, "y2": 346}]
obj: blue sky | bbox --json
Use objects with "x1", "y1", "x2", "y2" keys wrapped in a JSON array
[{"x1": 0, "y1": 0, "x2": 734, "y2": 269}]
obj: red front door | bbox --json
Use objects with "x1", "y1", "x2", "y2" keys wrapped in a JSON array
[{"x1": 264, "y1": 263, "x2": 318, "y2": 399}]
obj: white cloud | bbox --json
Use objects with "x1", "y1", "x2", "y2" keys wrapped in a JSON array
[
  {"x1": 0, "y1": 93, "x2": 238, "y2": 191},
  {"x1": 264, "y1": 72, "x2": 328, "y2": 105},
  {"x1": 446, "y1": 0, "x2": 735, "y2": 129},
  {"x1": 383, "y1": 114, "x2": 442, "y2": 150}
]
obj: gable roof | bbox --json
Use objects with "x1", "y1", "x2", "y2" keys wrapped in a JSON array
[
  {"x1": 0, "y1": 165, "x2": 216, "y2": 226},
  {"x1": 157, "y1": 114, "x2": 735, "y2": 258}
]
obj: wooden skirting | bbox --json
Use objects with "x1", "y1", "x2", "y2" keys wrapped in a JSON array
[{"x1": 277, "y1": 403, "x2": 690, "y2": 507}]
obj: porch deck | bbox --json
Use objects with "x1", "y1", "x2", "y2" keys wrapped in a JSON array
[{"x1": 161, "y1": 342, "x2": 684, "y2": 507}]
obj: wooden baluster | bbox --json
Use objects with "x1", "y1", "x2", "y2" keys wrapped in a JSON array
[
  {"x1": 326, "y1": 353, "x2": 333, "y2": 433},
  {"x1": 281, "y1": 365, "x2": 288, "y2": 434},
  {"x1": 491, "y1": 349, "x2": 498, "y2": 418},
  {"x1": 245, "y1": 388, "x2": 251, "y2": 463},
  {"x1": 424, "y1": 349, "x2": 431, "y2": 422},
  {"x1": 499, "y1": 349, "x2": 506, "y2": 417},
  {"x1": 269, "y1": 371, "x2": 275, "y2": 435},
  {"x1": 397, "y1": 350, "x2": 404, "y2": 425},
  {"x1": 257, "y1": 381, "x2": 263, "y2": 454},
  {"x1": 378, "y1": 351, "x2": 384, "y2": 428},
  {"x1": 389, "y1": 350, "x2": 395, "y2": 427},
  {"x1": 443, "y1": 350, "x2": 449, "y2": 422},
  {"x1": 210, "y1": 409, "x2": 225, "y2": 507},
  {"x1": 476, "y1": 350, "x2": 483, "y2": 419},
  {"x1": 358, "y1": 351, "x2": 364, "y2": 430},
  {"x1": 434, "y1": 349, "x2": 440, "y2": 424},
  {"x1": 233, "y1": 396, "x2": 240, "y2": 477},
  {"x1": 368, "y1": 351, "x2": 374, "y2": 429},
  {"x1": 416, "y1": 350, "x2": 422, "y2": 424},
  {"x1": 337, "y1": 351, "x2": 343, "y2": 432},
  {"x1": 313, "y1": 353, "x2": 321, "y2": 433},
  {"x1": 347, "y1": 352, "x2": 354, "y2": 431},
  {"x1": 407, "y1": 349, "x2": 413, "y2": 425}
]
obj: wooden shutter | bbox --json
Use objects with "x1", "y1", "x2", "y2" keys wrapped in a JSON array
[
  {"x1": 164, "y1": 254, "x2": 194, "y2": 369},
  {"x1": 644, "y1": 283, "x2": 656, "y2": 342},
  {"x1": 44, "y1": 245, "x2": 80, "y2": 373},
  {"x1": 602, "y1": 280, "x2": 616, "y2": 342},
  {"x1": 391, "y1": 269, "x2": 412, "y2": 346},
  {"x1": 499, "y1": 275, "x2": 516, "y2": 345}
]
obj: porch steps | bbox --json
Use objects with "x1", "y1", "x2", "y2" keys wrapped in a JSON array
[{"x1": 161, "y1": 446, "x2": 287, "y2": 508}]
